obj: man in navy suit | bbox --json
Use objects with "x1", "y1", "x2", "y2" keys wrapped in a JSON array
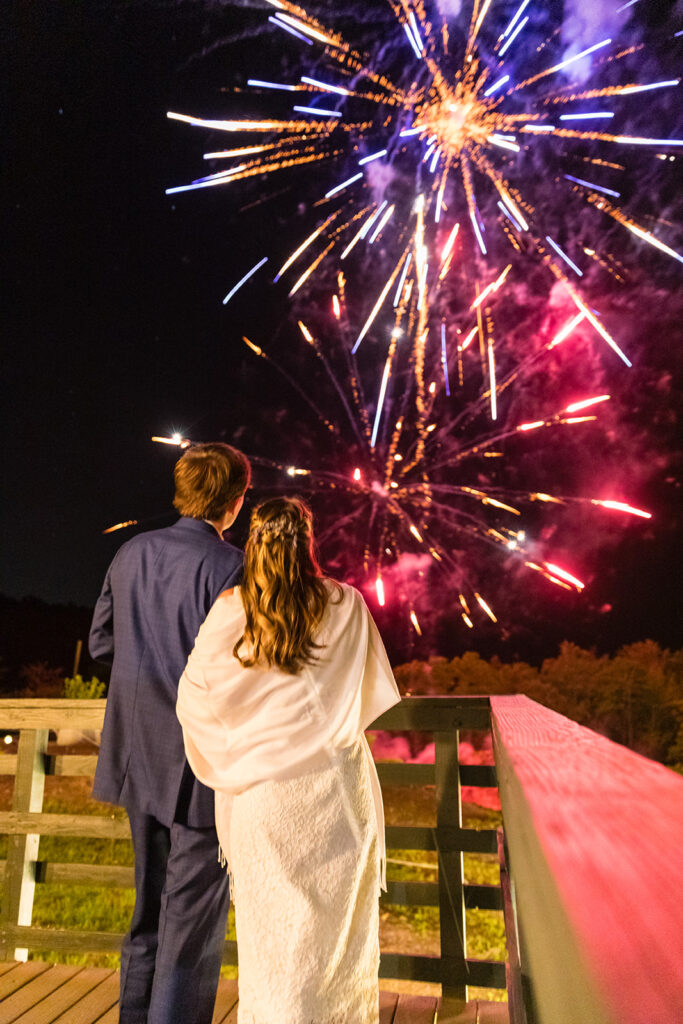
[{"x1": 89, "y1": 442, "x2": 251, "y2": 1024}]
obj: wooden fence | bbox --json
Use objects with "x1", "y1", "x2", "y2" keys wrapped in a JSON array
[
  {"x1": 4, "y1": 695, "x2": 680, "y2": 1023},
  {"x1": 0, "y1": 696, "x2": 508, "y2": 1008}
]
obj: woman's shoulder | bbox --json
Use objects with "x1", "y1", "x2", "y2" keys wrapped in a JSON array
[
  {"x1": 199, "y1": 587, "x2": 244, "y2": 639},
  {"x1": 323, "y1": 579, "x2": 369, "y2": 618}
]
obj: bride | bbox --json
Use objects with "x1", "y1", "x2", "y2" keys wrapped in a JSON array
[{"x1": 176, "y1": 496, "x2": 401, "y2": 1024}]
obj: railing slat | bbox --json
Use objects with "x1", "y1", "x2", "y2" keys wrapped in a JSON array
[
  {"x1": 0, "y1": 812, "x2": 130, "y2": 840},
  {"x1": 1, "y1": 864, "x2": 502, "y2": 909},
  {"x1": 386, "y1": 825, "x2": 498, "y2": 855},
  {"x1": 376, "y1": 763, "x2": 498, "y2": 788},
  {"x1": 0, "y1": 755, "x2": 17, "y2": 776},
  {"x1": 3, "y1": 926, "x2": 238, "y2": 962},
  {"x1": 376, "y1": 763, "x2": 435, "y2": 786},
  {"x1": 5, "y1": 927, "x2": 124, "y2": 954},
  {"x1": 464, "y1": 884, "x2": 504, "y2": 911},
  {"x1": 45, "y1": 755, "x2": 99, "y2": 777},
  {"x1": 459, "y1": 765, "x2": 497, "y2": 787},
  {"x1": 379, "y1": 953, "x2": 444, "y2": 983},
  {"x1": 382, "y1": 881, "x2": 439, "y2": 906},
  {"x1": 379, "y1": 953, "x2": 506, "y2": 988},
  {"x1": 372, "y1": 697, "x2": 491, "y2": 732},
  {"x1": 0, "y1": 700, "x2": 107, "y2": 730},
  {"x1": 37, "y1": 863, "x2": 135, "y2": 888}
]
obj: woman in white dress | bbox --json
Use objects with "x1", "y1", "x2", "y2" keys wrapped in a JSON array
[{"x1": 176, "y1": 496, "x2": 401, "y2": 1024}]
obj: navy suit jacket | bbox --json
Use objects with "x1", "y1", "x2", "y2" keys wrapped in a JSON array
[{"x1": 89, "y1": 517, "x2": 243, "y2": 828}]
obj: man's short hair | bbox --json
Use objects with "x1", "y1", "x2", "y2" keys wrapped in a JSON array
[{"x1": 173, "y1": 443, "x2": 251, "y2": 521}]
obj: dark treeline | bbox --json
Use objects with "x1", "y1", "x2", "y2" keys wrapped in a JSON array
[
  {"x1": 395, "y1": 640, "x2": 683, "y2": 768},
  {"x1": 0, "y1": 594, "x2": 98, "y2": 693}
]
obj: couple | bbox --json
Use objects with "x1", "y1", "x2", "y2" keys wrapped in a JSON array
[{"x1": 89, "y1": 442, "x2": 401, "y2": 1024}]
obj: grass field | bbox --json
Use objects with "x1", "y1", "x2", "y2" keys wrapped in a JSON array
[{"x1": 0, "y1": 765, "x2": 507, "y2": 1000}]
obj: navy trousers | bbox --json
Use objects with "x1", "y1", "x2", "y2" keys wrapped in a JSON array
[{"x1": 120, "y1": 807, "x2": 230, "y2": 1024}]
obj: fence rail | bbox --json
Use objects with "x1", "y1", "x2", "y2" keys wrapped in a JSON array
[{"x1": 0, "y1": 696, "x2": 506, "y2": 1006}]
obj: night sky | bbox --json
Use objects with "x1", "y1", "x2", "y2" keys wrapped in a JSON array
[{"x1": 3, "y1": 1, "x2": 682, "y2": 663}]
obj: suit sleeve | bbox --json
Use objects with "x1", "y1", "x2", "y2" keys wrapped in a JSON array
[
  {"x1": 214, "y1": 552, "x2": 244, "y2": 599},
  {"x1": 89, "y1": 560, "x2": 116, "y2": 664}
]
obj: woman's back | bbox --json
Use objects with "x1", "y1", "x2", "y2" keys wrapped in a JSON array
[
  {"x1": 176, "y1": 496, "x2": 400, "y2": 1024},
  {"x1": 178, "y1": 579, "x2": 398, "y2": 795}
]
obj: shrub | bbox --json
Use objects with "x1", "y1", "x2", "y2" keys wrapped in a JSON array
[{"x1": 63, "y1": 675, "x2": 106, "y2": 699}]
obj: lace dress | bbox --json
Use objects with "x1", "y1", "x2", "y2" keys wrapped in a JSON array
[{"x1": 225, "y1": 740, "x2": 379, "y2": 1024}]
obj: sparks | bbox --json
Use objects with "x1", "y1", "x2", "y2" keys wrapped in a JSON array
[
  {"x1": 484, "y1": 75, "x2": 510, "y2": 98},
  {"x1": 103, "y1": 519, "x2": 139, "y2": 534},
  {"x1": 222, "y1": 257, "x2": 269, "y2": 305},
  {"x1": 152, "y1": 434, "x2": 190, "y2": 448},
  {"x1": 475, "y1": 593, "x2": 497, "y2": 623},
  {"x1": 325, "y1": 172, "x2": 363, "y2": 199},
  {"x1": 591, "y1": 500, "x2": 651, "y2": 519},
  {"x1": 564, "y1": 395, "x2": 610, "y2": 413},
  {"x1": 544, "y1": 562, "x2": 585, "y2": 590},
  {"x1": 545, "y1": 236, "x2": 583, "y2": 277}
]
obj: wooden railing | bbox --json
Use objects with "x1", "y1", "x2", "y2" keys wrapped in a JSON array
[
  {"x1": 0, "y1": 696, "x2": 507, "y2": 1008},
  {"x1": 4, "y1": 696, "x2": 680, "y2": 1023},
  {"x1": 491, "y1": 694, "x2": 683, "y2": 1024}
]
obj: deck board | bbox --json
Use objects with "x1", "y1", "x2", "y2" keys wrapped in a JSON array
[
  {"x1": 0, "y1": 960, "x2": 52, "y2": 1000},
  {"x1": 0, "y1": 962, "x2": 473, "y2": 1022},
  {"x1": 380, "y1": 989, "x2": 400, "y2": 1022},
  {"x1": 211, "y1": 978, "x2": 239, "y2": 1023},
  {"x1": 0, "y1": 963, "x2": 82, "y2": 1023},
  {"x1": 0, "y1": 961, "x2": 22, "y2": 978},
  {"x1": 93, "y1": 1007, "x2": 120, "y2": 1024},
  {"x1": 395, "y1": 994, "x2": 439, "y2": 1023},
  {"x1": 49, "y1": 971, "x2": 120, "y2": 1024},
  {"x1": 11, "y1": 967, "x2": 114, "y2": 1024}
]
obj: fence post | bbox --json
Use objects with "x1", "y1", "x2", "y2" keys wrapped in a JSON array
[
  {"x1": 0, "y1": 728, "x2": 48, "y2": 961},
  {"x1": 435, "y1": 728, "x2": 468, "y2": 1011}
]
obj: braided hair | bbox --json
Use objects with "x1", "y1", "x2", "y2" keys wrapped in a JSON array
[{"x1": 234, "y1": 497, "x2": 341, "y2": 674}]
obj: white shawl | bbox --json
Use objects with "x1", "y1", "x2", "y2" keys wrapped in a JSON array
[{"x1": 177, "y1": 581, "x2": 401, "y2": 889}]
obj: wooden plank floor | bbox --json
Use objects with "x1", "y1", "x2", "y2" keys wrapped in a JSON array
[{"x1": 0, "y1": 962, "x2": 442, "y2": 1023}]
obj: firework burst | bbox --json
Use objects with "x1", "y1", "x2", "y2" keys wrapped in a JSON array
[{"x1": 144, "y1": 1, "x2": 682, "y2": 631}]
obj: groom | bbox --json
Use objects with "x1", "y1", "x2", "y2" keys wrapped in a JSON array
[{"x1": 89, "y1": 442, "x2": 251, "y2": 1024}]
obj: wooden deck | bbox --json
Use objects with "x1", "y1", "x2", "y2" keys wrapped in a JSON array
[{"x1": 0, "y1": 961, "x2": 512, "y2": 1023}]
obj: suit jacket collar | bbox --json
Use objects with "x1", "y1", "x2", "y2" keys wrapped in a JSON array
[{"x1": 171, "y1": 516, "x2": 223, "y2": 541}]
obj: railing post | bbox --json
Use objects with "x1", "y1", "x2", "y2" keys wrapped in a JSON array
[
  {"x1": 435, "y1": 727, "x2": 468, "y2": 1011},
  {"x1": 0, "y1": 727, "x2": 48, "y2": 961}
]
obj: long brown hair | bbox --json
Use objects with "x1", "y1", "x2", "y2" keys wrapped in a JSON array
[{"x1": 234, "y1": 497, "x2": 340, "y2": 674}]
